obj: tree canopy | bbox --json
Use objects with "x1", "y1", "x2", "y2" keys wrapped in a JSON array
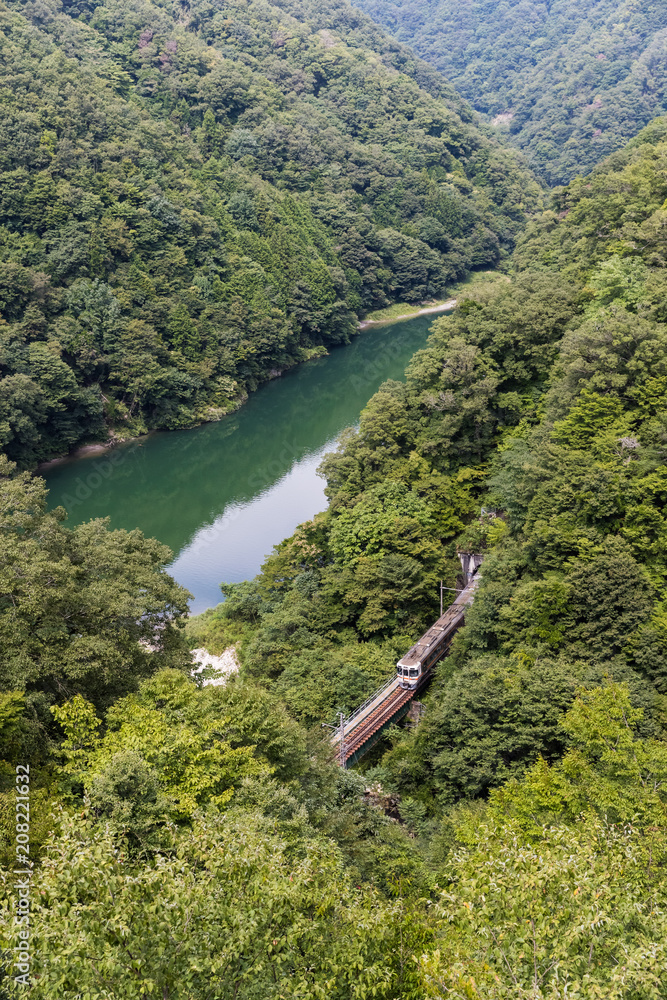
[
  {"x1": 0, "y1": 0, "x2": 541, "y2": 467},
  {"x1": 175, "y1": 120, "x2": 667, "y2": 997},
  {"x1": 354, "y1": 0, "x2": 667, "y2": 184},
  {"x1": 4, "y1": 6, "x2": 667, "y2": 996}
]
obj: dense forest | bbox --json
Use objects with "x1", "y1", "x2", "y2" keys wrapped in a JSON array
[
  {"x1": 2, "y1": 0, "x2": 667, "y2": 995},
  {"x1": 354, "y1": 0, "x2": 667, "y2": 184},
  {"x1": 191, "y1": 114, "x2": 667, "y2": 994},
  {"x1": 2, "y1": 101, "x2": 667, "y2": 993},
  {"x1": 0, "y1": 0, "x2": 540, "y2": 468}
]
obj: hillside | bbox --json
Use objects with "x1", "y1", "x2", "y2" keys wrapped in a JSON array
[
  {"x1": 206, "y1": 117, "x2": 667, "y2": 726},
  {"x1": 188, "y1": 116, "x2": 667, "y2": 993},
  {"x1": 353, "y1": 0, "x2": 667, "y2": 184},
  {"x1": 2, "y1": 91, "x2": 667, "y2": 1000},
  {"x1": 5, "y1": 2, "x2": 667, "y2": 994},
  {"x1": 0, "y1": 0, "x2": 540, "y2": 468}
]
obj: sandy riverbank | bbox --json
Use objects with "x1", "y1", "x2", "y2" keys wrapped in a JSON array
[
  {"x1": 35, "y1": 435, "x2": 144, "y2": 473},
  {"x1": 358, "y1": 298, "x2": 457, "y2": 330}
]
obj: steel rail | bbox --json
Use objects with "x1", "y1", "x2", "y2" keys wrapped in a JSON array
[{"x1": 328, "y1": 569, "x2": 482, "y2": 766}]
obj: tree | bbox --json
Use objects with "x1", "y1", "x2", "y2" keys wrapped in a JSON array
[
  {"x1": 329, "y1": 480, "x2": 437, "y2": 567},
  {"x1": 382, "y1": 656, "x2": 577, "y2": 804},
  {"x1": 491, "y1": 682, "x2": 667, "y2": 829},
  {"x1": 0, "y1": 457, "x2": 191, "y2": 707},
  {"x1": 356, "y1": 0, "x2": 667, "y2": 184},
  {"x1": 0, "y1": 0, "x2": 539, "y2": 468},
  {"x1": 0, "y1": 807, "x2": 412, "y2": 999},
  {"x1": 52, "y1": 677, "x2": 270, "y2": 834},
  {"x1": 419, "y1": 817, "x2": 667, "y2": 999},
  {"x1": 562, "y1": 538, "x2": 654, "y2": 662}
]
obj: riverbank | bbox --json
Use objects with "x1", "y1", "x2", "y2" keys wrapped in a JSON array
[
  {"x1": 359, "y1": 298, "x2": 457, "y2": 330},
  {"x1": 36, "y1": 352, "x2": 333, "y2": 473},
  {"x1": 34, "y1": 274, "x2": 507, "y2": 476},
  {"x1": 36, "y1": 434, "x2": 145, "y2": 473},
  {"x1": 43, "y1": 312, "x2": 439, "y2": 612},
  {"x1": 358, "y1": 271, "x2": 511, "y2": 329},
  {"x1": 35, "y1": 309, "x2": 437, "y2": 474},
  {"x1": 35, "y1": 394, "x2": 249, "y2": 473}
]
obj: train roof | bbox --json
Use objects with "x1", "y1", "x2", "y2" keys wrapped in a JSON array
[
  {"x1": 397, "y1": 574, "x2": 480, "y2": 667},
  {"x1": 398, "y1": 605, "x2": 465, "y2": 666}
]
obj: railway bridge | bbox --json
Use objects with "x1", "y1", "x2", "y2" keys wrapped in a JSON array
[{"x1": 329, "y1": 566, "x2": 481, "y2": 767}]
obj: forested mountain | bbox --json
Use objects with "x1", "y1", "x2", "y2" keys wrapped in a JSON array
[
  {"x1": 4, "y1": 0, "x2": 667, "y2": 992},
  {"x1": 209, "y1": 114, "x2": 667, "y2": 731},
  {"x1": 3, "y1": 115, "x2": 666, "y2": 998},
  {"x1": 186, "y1": 116, "x2": 667, "y2": 993},
  {"x1": 0, "y1": 0, "x2": 540, "y2": 467},
  {"x1": 354, "y1": 0, "x2": 667, "y2": 184}
]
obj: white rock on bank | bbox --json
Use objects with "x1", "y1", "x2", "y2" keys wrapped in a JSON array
[{"x1": 191, "y1": 645, "x2": 240, "y2": 686}]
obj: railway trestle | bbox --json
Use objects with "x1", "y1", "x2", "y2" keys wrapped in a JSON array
[{"x1": 328, "y1": 569, "x2": 481, "y2": 767}]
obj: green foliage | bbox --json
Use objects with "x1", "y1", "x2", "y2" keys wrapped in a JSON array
[
  {"x1": 514, "y1": 117, "x2": 667, "y2": 280},
  {"x1": 319, "y1": 271, "x2": 579, "y2": 505},
  {"x1": 491, "y1": 682, "x2": 667, "y2": 829},
  {"x1": 0, "y1": 807, "x2": 419, "y2": 999},
  {"x1": 329, "y1": 479, "x2": 436, "y2": 567},
  {"x1": 6, "y1": 26, "x2": 667, "y2": 997},
  {"x1": 49, "y1": 669, "x2": 315, "y2": 826},
  {"x1": 586, "y1": 254, "x2": 650, "y2": 312},
  {"x1": 0, "y1": 691, "x2": 26, "y2": 755},
  {"x1": 355, "y1": 0, "x2": 667, "y2": 184},
  {"x1": 420, "y1": 818, "x2": 667, "y2": 999},
  {"x1": 0, "y1": 667, "x2": 432, "y2": 997},
  {"x1": 85, "y1": 750, "x2": 167, "y2": 846},
  {"x1": 379, "y1": 656, "x2": 578, "y2": 806},
  {"x1": 417, "y1": 686, "x2": 667, "y2": 997},
  {"x1": 50, "y1": 694, "x2": 101, "y2": 779},
  {"x1": 77, "y1": 675, "x2": 270, "y2": 820},
  {"x1": 551, "y1": 388, "x2": 625, "y2": 448},
  {"x1": 241, "y1": 117, "x2": 667, "y2": 814},
  {"x1": 0, "y1": 0, "x2": 540, "y2": 467},
  {"x1": 0, "y1": 456, "x2": 191, "y2": 708}
]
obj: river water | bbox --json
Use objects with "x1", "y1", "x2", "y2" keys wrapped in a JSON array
[{"x1": 43, "y1": 316, "x2": 435, "y2": 613}]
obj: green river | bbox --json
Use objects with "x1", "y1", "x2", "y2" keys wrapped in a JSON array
[{"x1": 43, "y1": 315, "x2": 435, "y2": 613}]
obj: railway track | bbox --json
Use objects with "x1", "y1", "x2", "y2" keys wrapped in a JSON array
[
  {"x1": 328, "y1": 566, "x2": 482, "y2": 767},
  {"x1": 338, "y1": 682, "x2": 413, "y2": 764}
]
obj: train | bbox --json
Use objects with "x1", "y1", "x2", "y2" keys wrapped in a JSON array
[{"x1": 396, "y1": 573, "x2": 480, "y2": 690}]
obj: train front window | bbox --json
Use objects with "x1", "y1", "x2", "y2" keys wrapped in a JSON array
[{"x1": 409, "y1": 668, "x2": 418, "y2": 678}]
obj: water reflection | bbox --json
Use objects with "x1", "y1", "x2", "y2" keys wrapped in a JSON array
[{"x1": 44, "y1": 316, "x2": 435, "y2": 611}]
